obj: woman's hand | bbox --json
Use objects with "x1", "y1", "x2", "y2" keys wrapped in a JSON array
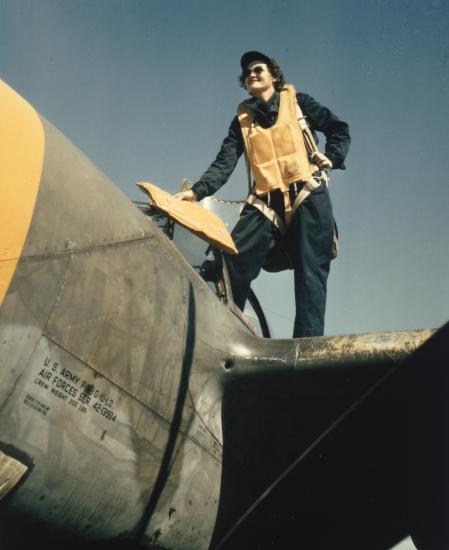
[
  {"x1": 174, "y1": 190, "x2": 198, "y2": 201},
  {"x1": 311, "y1": 151, "x2": 333, "y2": 170}
]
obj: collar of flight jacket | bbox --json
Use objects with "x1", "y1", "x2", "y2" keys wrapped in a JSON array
[{"x1": 243, "y1": 92, "x2": 280, "y2": 128}]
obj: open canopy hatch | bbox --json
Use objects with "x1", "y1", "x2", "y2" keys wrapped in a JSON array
[{"x1": 137, "y1": 182, "x2": 238, "y2": 255}]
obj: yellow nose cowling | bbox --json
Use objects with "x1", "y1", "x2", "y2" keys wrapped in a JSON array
[{"x1": 0, "y1": 81, "x2": 45, "y2": 306}]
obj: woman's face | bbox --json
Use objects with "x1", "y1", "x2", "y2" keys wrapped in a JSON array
[{"x1": 244, "y1": 61, "x2": 276, "y2": 99}]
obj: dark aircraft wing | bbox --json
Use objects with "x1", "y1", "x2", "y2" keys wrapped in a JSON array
[{"x1": 212, "y1": 323, "x2": 447, "y2": 550}]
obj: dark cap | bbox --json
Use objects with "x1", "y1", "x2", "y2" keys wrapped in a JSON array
[{"x1": 240, "y1": 51, "x2": 272, "y2": 70}]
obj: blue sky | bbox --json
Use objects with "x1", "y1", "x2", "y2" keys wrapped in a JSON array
[{"x1": 1, "y1": 0, "x2": 448, "y2": 337}]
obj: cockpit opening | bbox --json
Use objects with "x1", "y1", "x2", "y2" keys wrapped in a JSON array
[{"x1": 134, "y1": 198, "x2": 271, "y2": 338}]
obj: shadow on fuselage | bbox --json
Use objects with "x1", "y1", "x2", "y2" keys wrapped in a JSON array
[{"x1": 211, "y1": 322, "x2": 449, "y2": 550}]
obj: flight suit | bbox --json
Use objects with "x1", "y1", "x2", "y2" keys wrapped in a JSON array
[{"x1": 192, "y1": 89, "x2": 350, "y2": 337}]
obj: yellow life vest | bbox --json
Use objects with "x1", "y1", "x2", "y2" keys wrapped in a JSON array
[{"x1": 237, "y1": 84, "x2": 317, "y2": 196}]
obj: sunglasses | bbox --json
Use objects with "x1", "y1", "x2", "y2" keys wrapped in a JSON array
[{"x1": 243, "y1": 65, "x2": 266, "y2": 78}]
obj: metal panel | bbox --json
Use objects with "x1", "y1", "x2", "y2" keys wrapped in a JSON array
[
  {"x1": 0, "y1": 335, "x2": 169, "y2": 537},
  {"x1": 21, "y1": 119, "x2": 152, "y2": 259}
]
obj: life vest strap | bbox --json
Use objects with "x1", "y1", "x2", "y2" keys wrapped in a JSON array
[
  {"x1": 283, "y1": 189, "x2": 292, "y2": 226},
  {"x1": 246, "y1": 194, "x2": 287, "y2": 235},
  {"x1": 291, "y1": 178, "x2": 321, "y2": 217},
  {"x1": 246, "y1": 171, "x2": 328, "y2": 234}
]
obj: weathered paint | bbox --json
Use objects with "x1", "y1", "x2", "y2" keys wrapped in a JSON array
[
  {"x1": 0, "y1": 82, "x2": 225, "y2": 549},
  {"x1": 0, "y1": 449, "x2": 28, "y2": 499}
]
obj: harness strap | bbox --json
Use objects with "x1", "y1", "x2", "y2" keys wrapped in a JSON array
[
  {"x1": 246, "y1": 194, "x2": 287, "y2": 235},
  {"x1": 246, "y1": 171, "x2": 328, "y2": 233},
  {"x1": 283, "y1": 189, "x2": 292, "y2": 226},
  {"x1": 295, "y1": 101, "x2": 319, "y2": 158},
  {"x1": 291, "y1": 178, "x2": 321, "y2": 217}
]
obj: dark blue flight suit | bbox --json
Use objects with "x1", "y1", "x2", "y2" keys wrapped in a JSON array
[{"x1": 192, "y1": 91, "x2": 350, "y2": 337}]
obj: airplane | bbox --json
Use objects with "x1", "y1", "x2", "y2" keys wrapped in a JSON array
[{"x1": 0, "y1": 79, "x2": 447, "y2": 550}]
